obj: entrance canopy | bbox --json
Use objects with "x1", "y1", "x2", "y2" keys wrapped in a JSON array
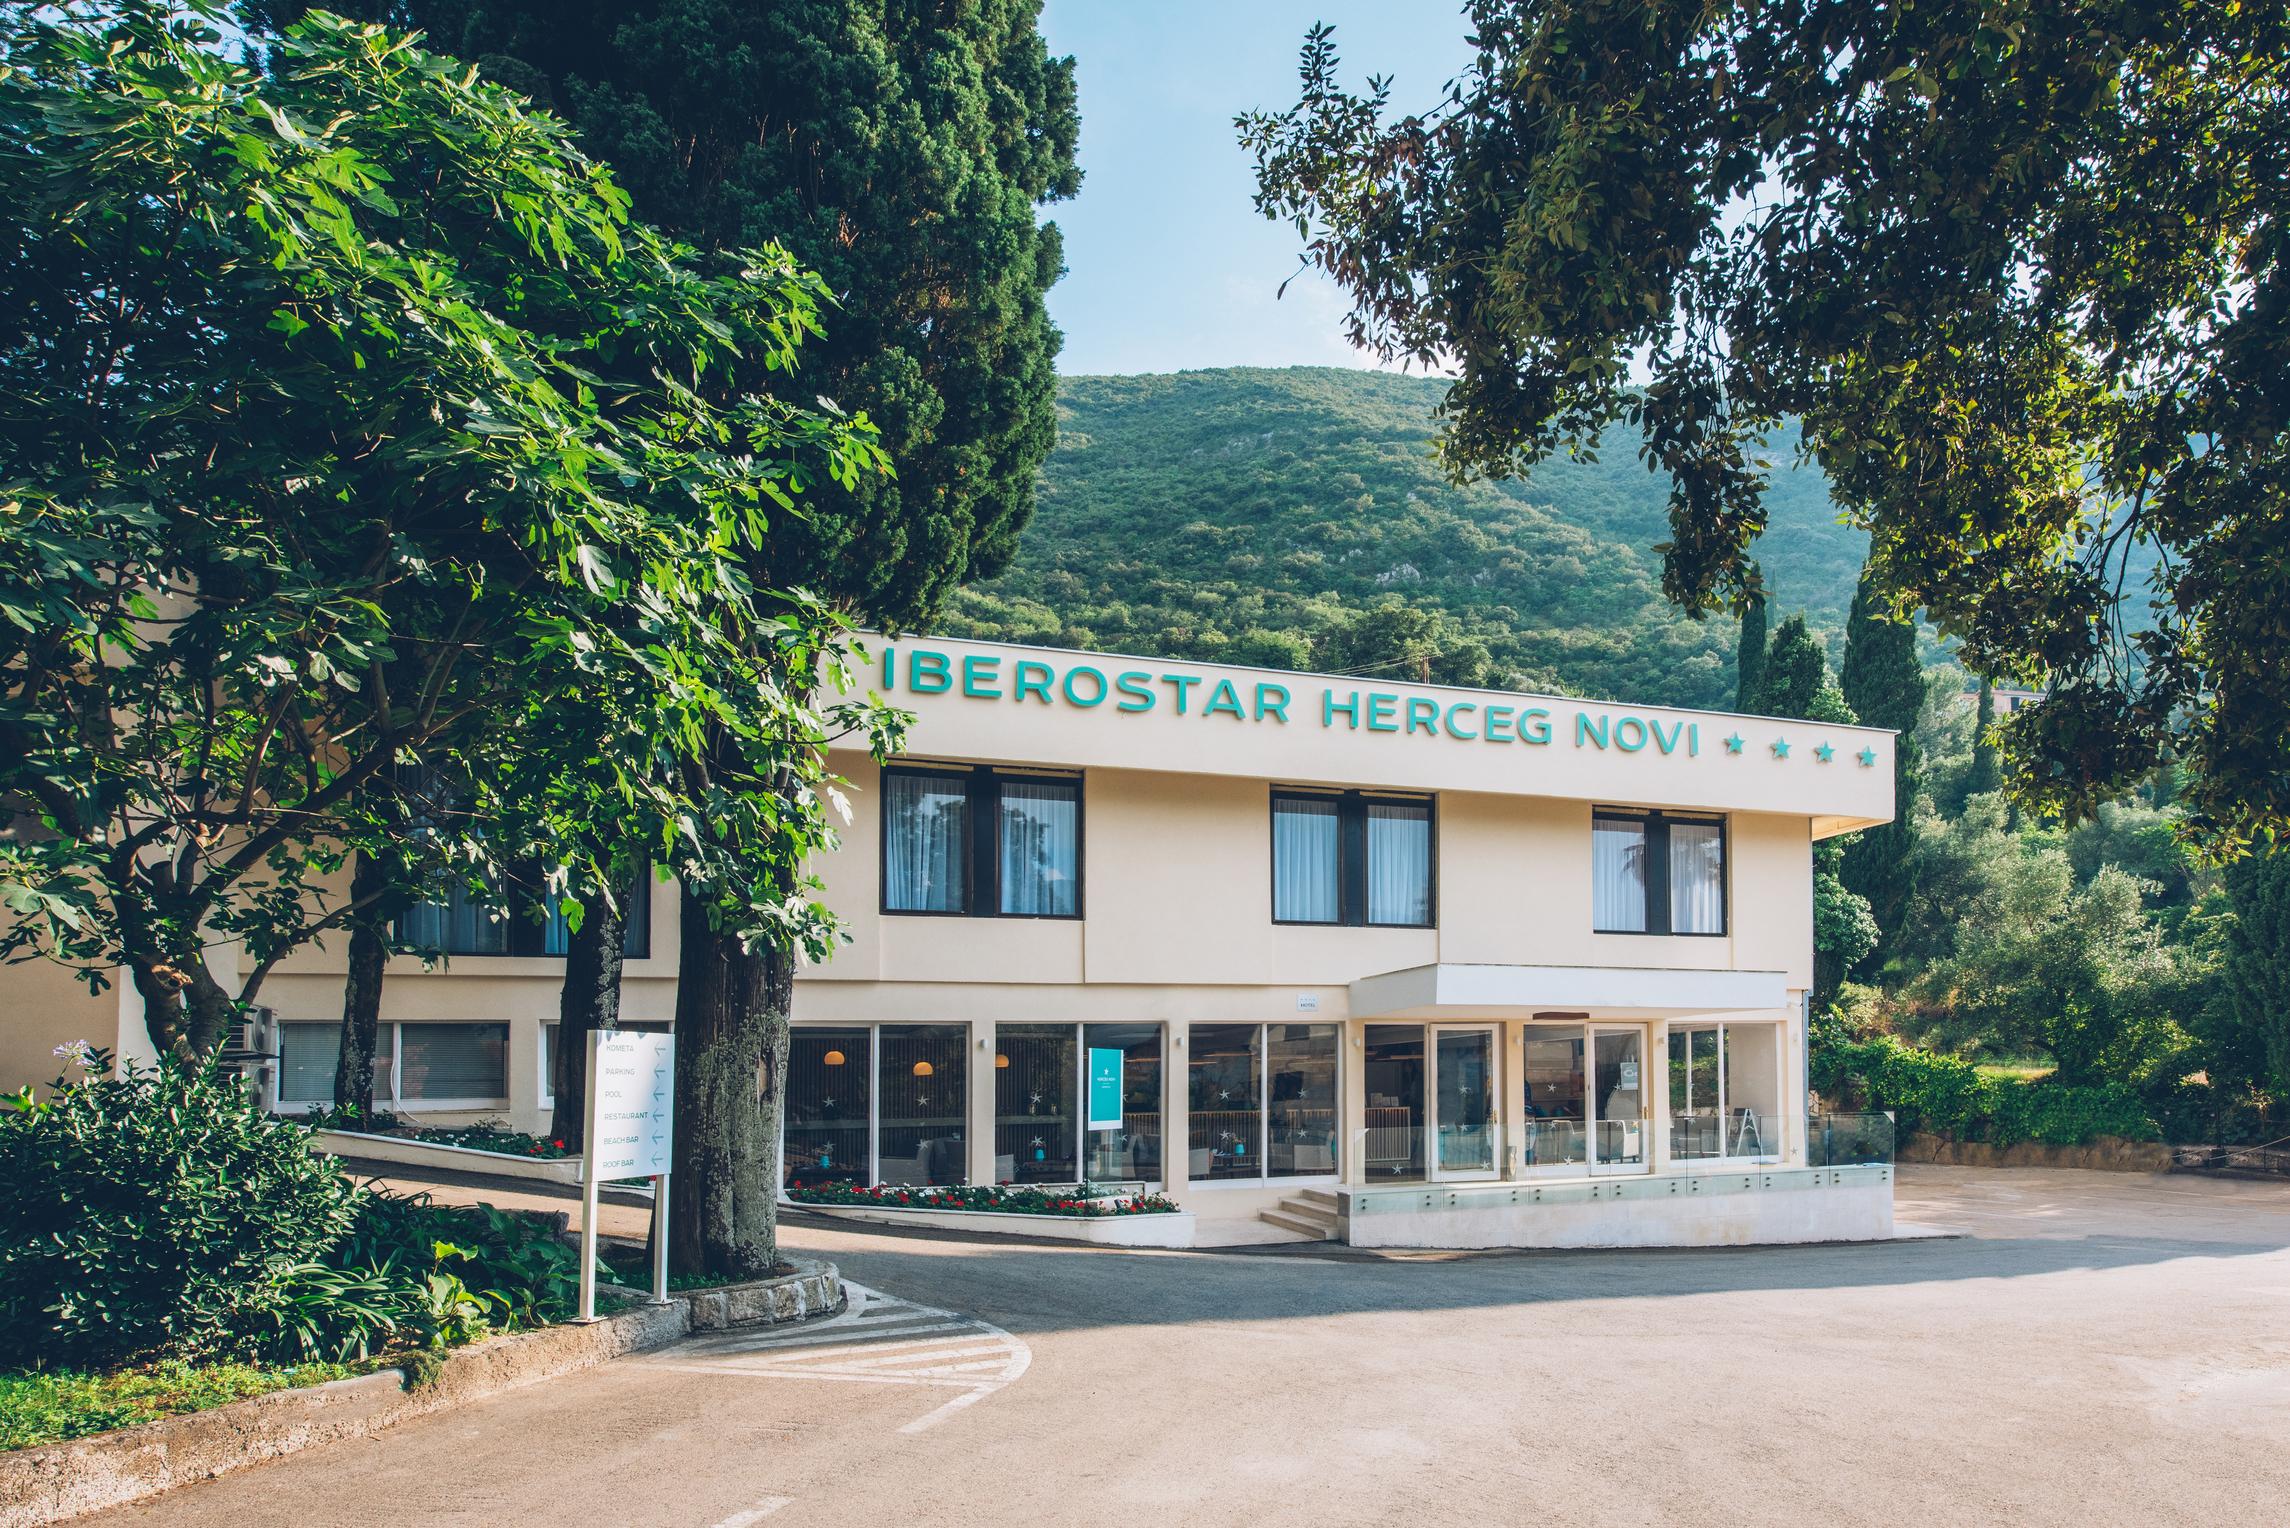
[{"x1": 1349, "y1": 963, "x2": 1790, "y2": 1021}]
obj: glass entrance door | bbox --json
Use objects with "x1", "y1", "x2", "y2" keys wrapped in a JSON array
[{"x1": 1432, "y1": 1027, "x2": 1499, "y2": 1180}]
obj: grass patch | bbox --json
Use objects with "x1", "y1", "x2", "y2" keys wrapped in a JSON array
[
  {"x1": 0, "y1": 1360, "x2": 369, "y2": 1452},
  {"x1": 600, "y1": 1253, "x2": 796, "y2": 1292},
  {"x1": 1975, "y1": 1061, "x2": 2056, "y2": 1082}
]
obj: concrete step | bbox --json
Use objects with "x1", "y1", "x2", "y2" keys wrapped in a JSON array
[
  {"x1": 1290, "y1": 1188, "x2": 1339, "y2": 1210},
  {"x1": 1257, "y1": 1208, "x2": 1335, "y2": 1239}
]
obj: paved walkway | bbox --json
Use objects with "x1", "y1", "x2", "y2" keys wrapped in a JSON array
[{"x1": 91, "y1": 1165, "x2": 2290, "y2": 1527}]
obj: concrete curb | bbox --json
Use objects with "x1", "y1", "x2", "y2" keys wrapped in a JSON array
[
  {"x1": 795, "y1": 1201, "x2": 1197, "y2": 1248},
  {"x1": 1, "y1": 1260, "x2": 838, "y2": 1527},
  {"x1": 311, "y1": 1129, "x2": 586, "y2": 1186}
]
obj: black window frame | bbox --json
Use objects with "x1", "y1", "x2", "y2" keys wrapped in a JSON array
[
  {"x1": 397, "y1": 860, "x2": 653, "y2": 959},
  {"x1": 1591, "y1": 808, "x2": 1729, "y2": 937},
  {"x1": 1268, "y1": 788, "x2": 1437, "y2": 929},
  {"x1": 879, "y1": 763, "x2": 1084, "y2": 920}
]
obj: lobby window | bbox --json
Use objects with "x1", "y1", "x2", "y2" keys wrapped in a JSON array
[
  {"x1": 539, "y1": 867, "x2": 655, "y2": 960},
  {"x1": 275, "y1": 1021, "x2": 504, "y2": 1111},
  {"x1": 1592, "y1": 809, "x2": 1726, "y2": 935},
  {"x1": 1519, "y1": 1021, "x2": 1650, "y2": 1174},
  {"x1": 1668, "y1": 1021, "x2": 1782, "y2": 1161},
  {"x1": 989, "y1": 1022, "x2": 1164, "y2": 1185},
  {"x1": 1187, "y1": 1023, "x2": 1339, "y2": 1180},
  {"x1": 1271, "y1": 790, "x2": 1434, "y2": 927},
  {"x1": 775, "y1": 1023, "x2": 985, "y2": 1189},
  {"x1": 883, "y1": 765, "x2": 1081, "y2": 918}
]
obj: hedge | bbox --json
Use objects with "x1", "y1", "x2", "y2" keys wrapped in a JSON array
[{"x1": 1813, "y1": 1033, "x2": 2160, "y2": 1147}]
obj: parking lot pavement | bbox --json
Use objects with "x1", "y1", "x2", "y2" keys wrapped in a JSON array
[{"x1": 92, "y1": 1165, "x2": 2290, "y2": 1527}]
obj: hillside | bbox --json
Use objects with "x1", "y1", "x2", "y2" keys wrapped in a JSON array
[{"x1": 941, "y1": 367, "x2": 1866, "y2": 710}]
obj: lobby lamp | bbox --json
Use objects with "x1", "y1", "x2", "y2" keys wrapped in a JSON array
[{"x1": 824, "y1": 1049, "x2": 846, "y2": 1066}]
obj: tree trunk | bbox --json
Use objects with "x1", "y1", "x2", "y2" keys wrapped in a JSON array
[
  {"x1": 333, "y1": 852, "x2": 390, "y2": 1118},
  {"x1": 669, "y1": 884, "x2": 789, "y2": 1280},
  {"x1": 549, "y1": 889, "x2": 627, "y2": 1150},
  {"x1": 128, "y1": 948, "x2": 237, "y2": 1060}
]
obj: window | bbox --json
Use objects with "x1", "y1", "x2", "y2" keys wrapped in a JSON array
[
  {"x1": 882, "y1": 765, "x2": 1081, "y2": 918},
  {"x1": 1668, "y1": 1021, "x2": 1782, "y2": 1161},
  {"x1": 1520, "y1": 1027, "x2": 1587, "y2": 1168},
  {"x1": 1082, "y1": 1023, "x2": 1163, "y2": 1183},
  {"x1": 400, "y1": 878, "x2": 509, "y2": 955},
  {"x1": 275, "y1": 1021, "x2": 500, "y2": 1110},
  {"x1": 995, "y1": 1023, "x2": 1078, "y2": 1182},
  {"x1": 1520, "y1": 1022, "x2": 1650, "y2": 1174},
  {"x1": 540, "y1": 869, "x2": 655, "y2": 960},
  {"x1": 785, "y1": 1028, "x2": 872, "y2": 1186},
  {"x1": 1187, "y1": 1023, "x2": 1339, "y2": 1181},
  {"x1": 397, "y1": 1023, "x2": 508, "y2": 1106},
  {"x1": 403, "y1": 862, "x2": 654, "y2": 958},
  {"x1": 1271, "y1": 790, "x2": 1434, "y2": 927},
  {"x1": 1592, "y1": 809, "x2": 1726, "y2": 935},
  {"x1": 878, "y1": 1025, "x2": 968, "y2": 1186}
]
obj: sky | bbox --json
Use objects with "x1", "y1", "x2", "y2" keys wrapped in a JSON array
[{"x1": 1037, "y1": 2, "x2": 1476, "y2": 377}]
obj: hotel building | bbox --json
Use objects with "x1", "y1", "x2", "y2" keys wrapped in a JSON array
[{"x1": 4, "y1": 637, "x2": 1899, "y2": 1249}]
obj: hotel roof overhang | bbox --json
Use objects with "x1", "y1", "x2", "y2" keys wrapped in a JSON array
[
  {"x1": 1349, "y1": 963, "x2": 1793, "y2": 1021},
  {"x1": 860, "y1": 634, "x2": 1898, "y2": 837}
]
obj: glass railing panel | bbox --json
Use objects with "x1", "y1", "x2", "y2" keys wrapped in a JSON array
[{"x1": 1805, "y1": 1111, "x2": 1895, "y2": 1167}]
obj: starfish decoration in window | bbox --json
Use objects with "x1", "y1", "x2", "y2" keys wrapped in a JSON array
[
  {"x1": 1858, "y1": 746, "x2": 1879, "y2": 767},
  {"x1": 1814, "y1": 742, "x2": 1836, "y2": 763},
  {"x1": 1770, "y1": 738, "x2": 1791, "y2": 759},
  {"x1": 1723, "y1": 733, "x2": 1745, "y2": 754}
]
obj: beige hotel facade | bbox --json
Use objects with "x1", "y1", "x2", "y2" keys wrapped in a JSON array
[{"x1": 4, "y1": 636, "x2": 1899, "y2": 1249}]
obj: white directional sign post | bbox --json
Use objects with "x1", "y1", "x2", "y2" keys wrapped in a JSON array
[{"x1": 577, "y1": 1029, "x2": 676, "y2": 1321}]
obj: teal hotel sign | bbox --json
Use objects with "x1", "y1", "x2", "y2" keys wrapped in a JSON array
[{"x1": 881, "y1": 644, "x2": 1879, "y2": 766}]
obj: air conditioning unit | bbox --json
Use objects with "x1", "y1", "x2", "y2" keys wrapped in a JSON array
[{"x1": 220, "y1": 1007, "x2": 280, "y2": 1101}]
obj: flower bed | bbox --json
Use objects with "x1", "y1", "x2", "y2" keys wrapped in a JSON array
[
  {"x1": 301, "y1": 1106, "x2": 572, "y2": 1160},
  {"x1": 787, "y1": 1181, "x2": 1179, "y2": 1217}
]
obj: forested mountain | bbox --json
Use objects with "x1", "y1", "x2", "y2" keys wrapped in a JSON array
[{"x1": 941, "y1": 367, "x2": 1867, "y2": 709}]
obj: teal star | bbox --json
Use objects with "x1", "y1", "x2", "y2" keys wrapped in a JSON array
[
  {"x1": 1814, "y1": 741, "x2": 1836, "y2": 763},
  {"x1": 1723, "y1": 732, "x2": 1745, "y2": 755},
  {"x1": 1770, "y1": 738, "x2": 1790, "y2": 759},
  {"x1": 1857, "y1": 746, "x2": 1879, "y2": 768}
]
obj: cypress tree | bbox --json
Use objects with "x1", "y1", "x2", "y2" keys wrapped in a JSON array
[
  {"x1": 2221, "y1": 850, "x2": 2290, "y2": 1098},
  {"x1": 1759, "y1": 615, "x2": 1829, "y2": 721},
  {"x1": 1967, "y1": 677, "x2": 2003, "y2": 797},
  {"x1": 1734, "y1": 577, "x2": 1768, "y2": 712},
  {"x1": 1838, "y1": 568, "x2": 1926, "y2": 966}
]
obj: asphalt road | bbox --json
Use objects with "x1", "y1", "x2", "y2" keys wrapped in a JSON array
[{"x1": 93, "y1": 1167, "x2": 2290, "y2": 1527}]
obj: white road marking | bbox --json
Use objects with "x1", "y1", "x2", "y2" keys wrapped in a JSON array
[
  {"x1": 637, "y1": 1280, "x2": 1030, "y2": 1435},
  {"x1": 707, "y1": 1497, "x2": 792, "y2": 1528}
]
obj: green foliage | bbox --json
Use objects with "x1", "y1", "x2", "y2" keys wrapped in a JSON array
[
  {"x1": 1812, "y1": 1030, "x2": 2160, "y2": 1147},
  {"x1": 1758, "y1": 616, "x2": 1849, "y2": 723},
  {"x1": 255, "y1": 0, "x2": 1082, "y2": 628},
  {"x1": 0, "y1": 1359, "x2": 361, "y2": 1452},
  {"x1": 0, "y1": 1057, "x2": 364, "y2": 1368},
  {"x1": 2220, "y1": 850, "x2": 2290, "y2": 1098},
  {"x1": 944, "y1": 369, "x2": 1865, "y2": 708},
  {"x1": 1312, "y1": 597, "x2": 1504, "y2": 686},
  {"x1": 1966, "y1": 681, "x2": 2003, "y2": 799},
  {"x1": 0, "y1": 1, "x2": 888, "y2": 1055},
  {"x1": 1733, "y1": 581, "x2": 1768, "y2": 712},
  {"x1": 1242, "y1": 3, "x2": 2290, "y2": 848},
  {"x1": 1895, "y1": 800, "x2": 2206, "y2": 1087},
  {"x1": 1840, "y1": 567, "x2": 1928, "y2": 962},
  {"x1": 1813, "y1": 870, "x2": 1879, "y2": 1014}
]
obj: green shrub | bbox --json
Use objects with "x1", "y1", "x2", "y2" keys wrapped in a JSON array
[
  {"x1": 1813, "y1": 1031, "x2": 2160, "y2": 1146},
  {"x1": 0, "y1": 1056, "x2": 365, "y2": 1368}
]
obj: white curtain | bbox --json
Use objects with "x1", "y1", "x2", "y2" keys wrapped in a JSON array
[
  {"x1": 277, "y1": 1022, "x2": 341, "y2": 1105},
  {"x1": 999, "y1": 780, "x2": 1078, "y2": 915},
  {"x1": 884, "y1": 773, "x2": 968, "y2": 912},
  {"x1": 1365, "y1": 801, "x2": 1431, "y2": 925},
  {"x1": 1668, "y1": 821, "x2": 1725, "y2": 933},
  {"x1": 1593, "y1": 817, "x2": 1648, "y2": 931},
  {"x1": 397, "y1": 1023, "x2": 507, "y2": 1103},
  {"x1": 1272, "y1": 797, "x2": 1340, "y2": 921}
]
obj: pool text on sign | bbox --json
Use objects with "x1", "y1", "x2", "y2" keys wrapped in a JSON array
[{"x1": 883, "y1": 646, "x2": 1744, "y2": 759}]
